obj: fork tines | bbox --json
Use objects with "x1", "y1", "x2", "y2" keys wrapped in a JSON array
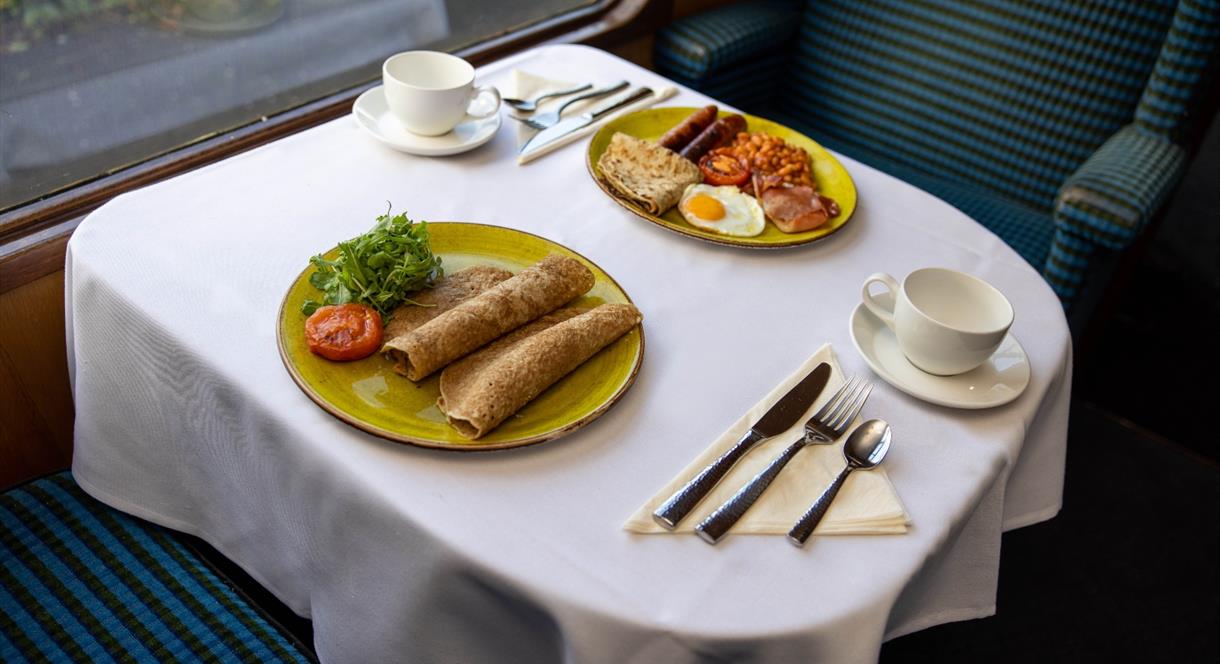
[{"x1": 809, "y1": 375, "x2": 874, "y2": 440}]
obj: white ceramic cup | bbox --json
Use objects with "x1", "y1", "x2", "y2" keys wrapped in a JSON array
[
  {"x1": 862, "y1": 267, "x2": 1014, "y2": 376},
  {"x1": 382, "y1": 51, "x2": 501, "y2": 136}
]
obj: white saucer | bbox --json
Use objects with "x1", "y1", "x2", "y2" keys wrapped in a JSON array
[
  {"x1": 352, "y1": 86, "x2": 501, "y2": 156},
  {"x1": 849, "y1": 295, "x2": 1030, "y2": 409}
]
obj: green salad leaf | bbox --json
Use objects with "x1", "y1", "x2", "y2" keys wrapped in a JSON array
[{"x1": 301, "y1": 211, "x2": 443, "y2": 317}]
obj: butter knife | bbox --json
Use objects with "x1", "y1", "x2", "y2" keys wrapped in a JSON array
[
  {"x1": 652, "y1": 362, "x2": 832, "y2": 529},
  {"x1": 519, "y1": 86, "x2": 654, "y2": 158}
]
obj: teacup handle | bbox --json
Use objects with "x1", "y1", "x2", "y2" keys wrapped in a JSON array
[
  {"x1": 465, "y1": 85, "x2": 501, "y2": 120},
  {"x1": 862, "y1": 273, "x2": 900, "y2": 329}
]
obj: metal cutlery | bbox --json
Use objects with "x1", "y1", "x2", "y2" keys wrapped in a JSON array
[
  {"x1": 788, "y1": 419, "x2": 893, "y2": 546},
  {"x1": 503, "y1": 83, "x2": 593, "y2": 112},
  {"x1": 519, "y1": 86, "x2": 654, "y2": 158},
  {"x1": 652, "y1": 362, "x2": 832, "y2": 530},
  {"x1": 696, "y1": 376, "x2": 874, "y2": 544},
  {"x1": 513, "y1": 80, "x2": 629, "y2": 130}
]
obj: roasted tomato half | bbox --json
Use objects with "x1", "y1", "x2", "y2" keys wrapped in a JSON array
[
  {"x1": 698, "y1": 151, "x2": 750, "y2": 187},
  {"x1": 305, "y1": 303, "x2": 383, "y2": 361}
]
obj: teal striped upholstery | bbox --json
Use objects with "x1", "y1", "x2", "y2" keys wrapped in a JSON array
[
  {"x1": 1136, "y1": 0, "x2": 1220, "y2": 136},
  {"x1": 655, "y1": 0, "x2": 1220, "y2": 310},
  {"x1": 655, "y1": 1, "x2": 801, "y2": 109},
  {"x1": 1, "y1": 472, "x2": 313, "y2": 663},
  {"x1": 654, "y1": 1, "x2": 800, "y2": 80}
]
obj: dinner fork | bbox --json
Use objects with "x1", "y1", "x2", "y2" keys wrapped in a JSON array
[
  {"x1": 695, "y1": 376, "x2": 874, "y2": 544},
  {"x1": 513, "y1": 80, "x2": 629, "y2": 130},
  {"x1": 502, "y1": 83, "x2": 593, "y2": 112}
]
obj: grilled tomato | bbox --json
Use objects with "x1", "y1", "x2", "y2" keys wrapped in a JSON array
[
  {"x1": 305, "y1": 303, "x2": 383, "y2": 361},
  {"x1": 698, "y1": 151, "x2": 750, "y2": 187}
]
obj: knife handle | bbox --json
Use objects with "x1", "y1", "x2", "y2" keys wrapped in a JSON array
[
  {"x1": 588, "y1": 87, "x2": 653, "y2": 120},
  {"x1": 653, "y1": 430, "x2": 764, "y2": 529},
  {"x1": 696, "y1": 438, "x2": 806, "y2": 544},
  {"x1": 555, "y1": 80, "x2": 628, "y2": 116}
]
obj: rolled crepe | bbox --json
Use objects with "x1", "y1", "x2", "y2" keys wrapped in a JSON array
[
  {"x1": 383, "y1": 254, "x2": 595, "y2": 381},
  {"x1": 438, "y1": 303, "x2": 643, "y2": 439},
  {"x1": 381, "y1": 265, "x2": 513, "y2": 343}
]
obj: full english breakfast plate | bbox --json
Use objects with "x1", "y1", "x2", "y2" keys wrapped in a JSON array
[{"x1": 587, "y1": 107, "x2": 857, "y2": 248}]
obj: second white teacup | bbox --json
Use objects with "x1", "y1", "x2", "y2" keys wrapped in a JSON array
[
  {"x1": 382, "y1": 51, "x2": 501, "y2": 136},
  {"x1": 862, "y1": 267, "x2": 1014, "y2": 376}
]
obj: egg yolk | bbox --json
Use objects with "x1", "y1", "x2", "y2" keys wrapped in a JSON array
[{"x1": 685, "y1": 193, "x2": 726, "y2": 221}]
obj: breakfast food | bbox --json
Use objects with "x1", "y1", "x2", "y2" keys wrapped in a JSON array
[
  {"x1": 597, "y1": 133, "x2": 702, "y2": 215},
  {"x1": 381, "y1": 265, "x2": 513, "y2": 342},
  {"x1": 678, "y1": 114, "x2": 746, "y2": 162},
  {"x1": 697, "y1": 151, "x2": 750, "y2": 186},
  {"x1": 301, "y1": 212, "x2": 441, "y2": 316},
  {"x1": 658, "y1": 105, "x2": 718, "y2": 152},
  {"x1": 678, "y1": 184, "x2": 765, "y2": 237},
  {"x1": 438, "y1": 303, "x2": 643, "y2": 439},
  {"x1": 382, "y1": 254, "x2": 595, "y2": 380},
  {"x1": 305, "y1": 303, "x2": 383, "y2": 361},
  {"x1": 712, "y1": 132, "x2": 816, "y2": 193},
  {"x1": 755, "y1": 173, "x2": 842, "y2": 232}
]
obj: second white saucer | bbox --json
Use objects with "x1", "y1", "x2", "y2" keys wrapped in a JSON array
[
  {"x1": 849, "y1": 297, "x2": 1030, "y2": 409},
  {"x1": 352, "y1": 86, "x2": 501, "y2": 157}
]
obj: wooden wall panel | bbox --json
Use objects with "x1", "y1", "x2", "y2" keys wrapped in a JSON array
[{"x1": 0, "y1": 272, "x2": 74, "y2": 489}]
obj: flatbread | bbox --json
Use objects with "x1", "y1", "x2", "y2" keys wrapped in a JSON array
[
  {"x1": 597, "y1": 132, "x2": 701, "y2": 215},
  {"x1": 381, "y1": 265, "x2": 514, "y2": 343},
  {"x1": 382, "y1": 254, "x2": 595, "y2": 381},
  {"x1": 438, "y1": 303, "x2": 643, "y2": 439}
]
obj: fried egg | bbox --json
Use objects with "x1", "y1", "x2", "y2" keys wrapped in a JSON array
[{"x1": 678, "y1": 184, "x2": 765, "y2": 237}]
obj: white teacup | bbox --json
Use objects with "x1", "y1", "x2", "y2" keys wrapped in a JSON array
[
  {"x1": 382, "y1": 51, "x2": 501, "y2": 136},
  {"x1": 862, "y1": 268, "x2": 1014, "y2": 376}
]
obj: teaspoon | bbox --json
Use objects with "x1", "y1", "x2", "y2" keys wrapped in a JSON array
[{"x1": 788, "y1": 419, "x2": 892, "y2": 546}]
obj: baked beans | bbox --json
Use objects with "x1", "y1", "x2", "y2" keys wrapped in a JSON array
[{"x1": 709, "y1": 132, "x2": 815, "y2": 190}]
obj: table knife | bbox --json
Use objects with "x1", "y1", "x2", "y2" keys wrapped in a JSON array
[
  {"x1": 519, "y1": 86, "x2": 654, "y2": 158},
  {"x1": 652, "y1": 362, "x2": 832, "y2": 529}
]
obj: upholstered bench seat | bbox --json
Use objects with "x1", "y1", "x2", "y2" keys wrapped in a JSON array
[{"x1": 1, "y1": 472, "x2": 313, "y2": 663}]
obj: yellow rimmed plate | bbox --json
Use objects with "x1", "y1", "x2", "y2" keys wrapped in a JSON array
[
  {"x1": 276, "y1": 222, "x2": 645, "y2": 451},
  {"x1": 587, "y1": 107, "x2": 857, "y2": 248}
]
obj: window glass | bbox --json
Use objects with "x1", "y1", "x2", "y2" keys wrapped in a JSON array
[{"x1": 0, "y1": 0, "x2": 598, "y2": 212}]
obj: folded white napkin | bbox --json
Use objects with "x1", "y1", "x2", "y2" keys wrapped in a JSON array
[
  {"x1": 624, "y1": 344, "x2": 910, "y2": 535},
  {"x1": 506, "y1": 69, "x2": 677, "y2": 165}
]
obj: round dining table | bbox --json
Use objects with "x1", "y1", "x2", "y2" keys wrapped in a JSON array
[{"x1": 66, "y1": 44, "x2": 1071, "y2": 663}]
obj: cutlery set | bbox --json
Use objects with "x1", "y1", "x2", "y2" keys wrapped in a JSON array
[
  {"x1": 653, "y1": 362, "x2": 892, "y2": 547},
  {"x1": 510, "y1": 80, "x2": 657, "y2": 158}
]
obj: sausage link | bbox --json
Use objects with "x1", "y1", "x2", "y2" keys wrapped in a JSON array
[
  {"x1": 678, "y1": 114, "x2": 747, "y2": 162},
  {"x1": 657, "y1": 105, "x2": 718, "y2": 152}
]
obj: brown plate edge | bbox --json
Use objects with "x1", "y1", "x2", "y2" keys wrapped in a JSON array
[
  {"x1": 275, "y1": 221, "x2": 647, "y2": 452},
  {"x1": 585, "y1": 110, "x2": 858, "y2": 249}
]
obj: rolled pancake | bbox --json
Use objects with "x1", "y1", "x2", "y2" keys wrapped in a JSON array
[
  {"x1": 381, "y1": 265, "x2": 514, "y2": 344},
  {"x1": 596, "y1": 132, "x2": 701, "y2": 215},
  {"x1": 383, "y1": 254, "x2": 595, "y2": 381},
  {"x1": 438, "y1": 303, "x2": 643, "y2": 439}
]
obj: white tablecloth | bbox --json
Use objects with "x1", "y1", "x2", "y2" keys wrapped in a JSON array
[{"x1": 66, "y1": 45, "x2": 1070, "y2": 663}]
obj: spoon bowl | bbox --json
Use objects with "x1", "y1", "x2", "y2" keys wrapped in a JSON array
[{"x1": 845, "y1": 419, "x2": 891, "y2": 469}]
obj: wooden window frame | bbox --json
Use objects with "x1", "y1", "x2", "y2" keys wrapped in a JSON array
[{"x1": 0, "y1": 0, "x2": 669, "y2": 294}]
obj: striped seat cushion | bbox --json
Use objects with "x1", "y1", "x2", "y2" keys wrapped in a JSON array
[
  {"x1": 1, "y1": 472, "x2": 313, "y2": 663},
  {"x1": 654, "y1": 0, "x2": 802, "y2": 80}
]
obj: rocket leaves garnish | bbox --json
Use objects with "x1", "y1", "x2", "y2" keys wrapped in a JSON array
[{"x1": 301, "y1": 211, "x2": 443, "y2": 317}]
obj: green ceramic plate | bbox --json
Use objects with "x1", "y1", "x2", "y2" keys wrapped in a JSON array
[
  {"x1": 276, "y1": 222, "x2": 645, "y2": 451},
  {"x1": 587, "y1": 107, "x2": 858, "y2": 248}
]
